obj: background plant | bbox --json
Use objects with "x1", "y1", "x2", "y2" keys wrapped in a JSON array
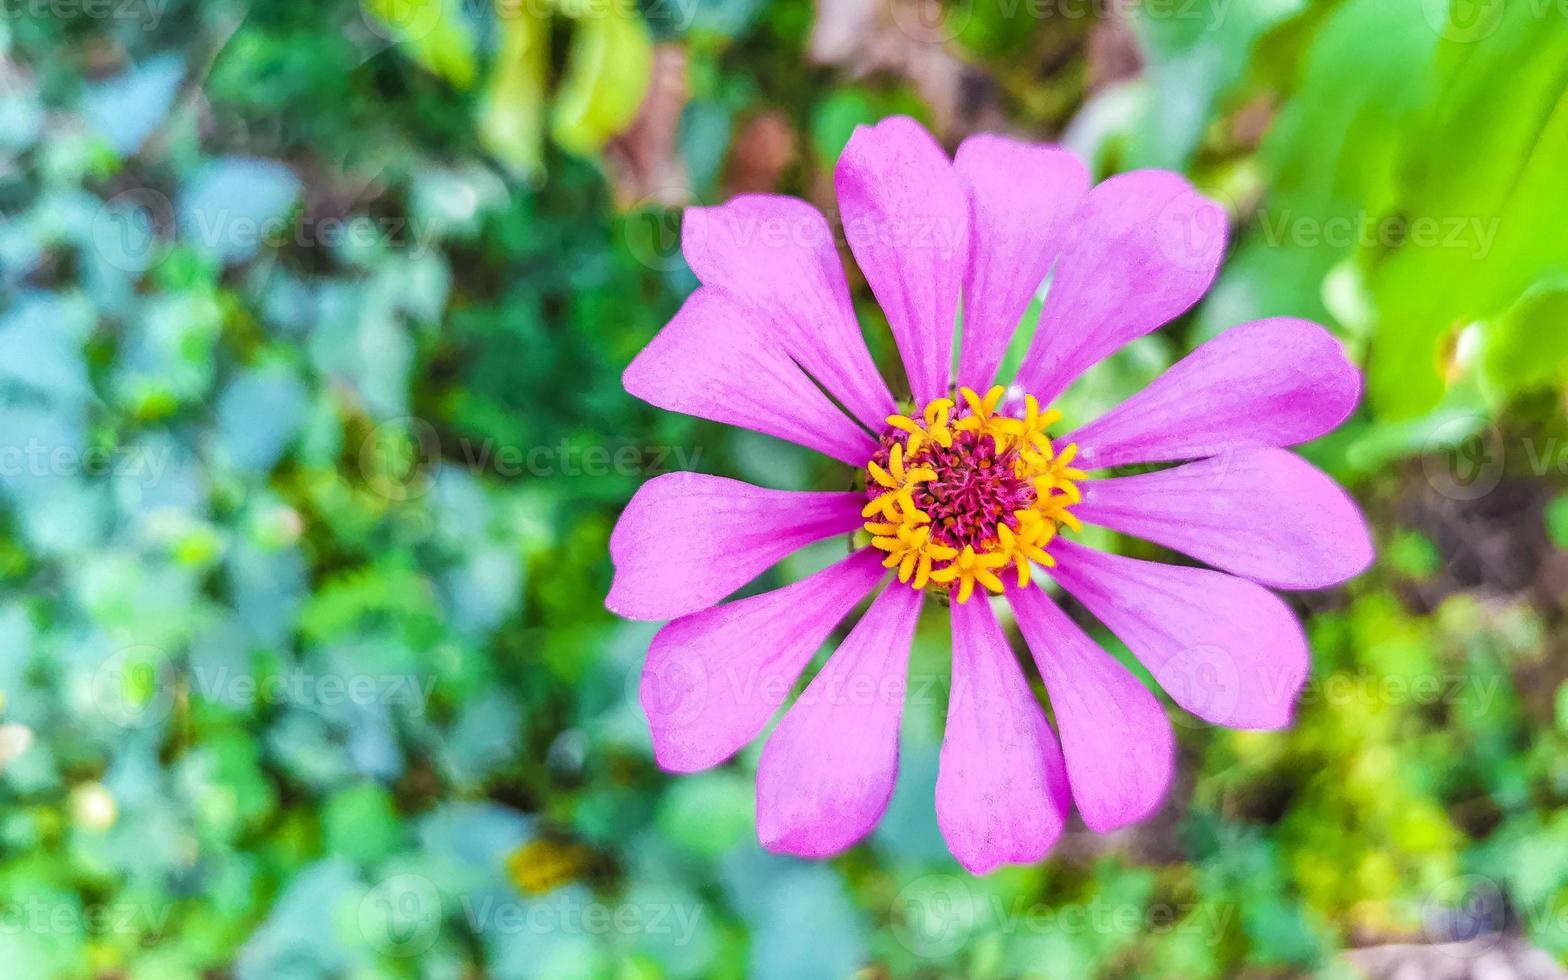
[{"x1": 0, "y1": 0, "x2": 1565, "y2": 976}]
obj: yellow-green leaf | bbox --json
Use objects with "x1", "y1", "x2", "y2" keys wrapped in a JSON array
[
  {"x1": 363, "y1": 0, "x2": 479, "y2": 89},
  {"x1": 1364, "y1": 6, "x2": 1568, "y2": 418},
  {"x1": 1481, "y1": 281, "x2": 1568, "y2": 398},
  {"x1": 550, "y1": 3, "x2": 653, "y2": 157},
  {"x1": 478, "y1": 4, "x2": 551, "y2": 178}
]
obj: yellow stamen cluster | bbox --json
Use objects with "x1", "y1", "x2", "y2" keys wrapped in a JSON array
[{"x1": 864, "y1": 386, "x2": 1086, "y2": 603}]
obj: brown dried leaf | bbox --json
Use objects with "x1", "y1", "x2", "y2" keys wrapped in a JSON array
[
  {"x1": 605, "y1": 43, "x2": 691, "y2": 210},
  {"x1": 723, "y1": 111, "x2": 799, "y2": 196},
  {"x1": 808, "y1": 0, "x2": 1005, "y2": 140}
]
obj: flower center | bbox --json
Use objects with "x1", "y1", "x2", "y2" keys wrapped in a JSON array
[{"x1": 862, "y1": 386, "x2": 1084, "y2": 603}]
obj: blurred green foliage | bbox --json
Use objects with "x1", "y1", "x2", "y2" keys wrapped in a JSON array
[{"x1": 1, "y1": 0, "x2": 1566, "y2": 977}]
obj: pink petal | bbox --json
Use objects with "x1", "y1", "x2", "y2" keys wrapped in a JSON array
[
  {"x1": 835, "y1": 116, "x2": 969, "y2": 404},
  {"x1": 1008, "y1": 586, "x2": 1174, "y2": 833},
  {"x1": 757, "y1": 584, "x2": 923, "y2": 857},
  {"x1": 623, "y1": 288, "x2": 879, "y2": 466},
  {"x1": 608, "y1": 473, "x2": 865, "y2": 621},
  {"x1": 640, "y1": 548, "x2": 887, "y2": 772},
  {"x1": 954, "y1": 136, "x2": 1089, "y2": 392},
  {"x1": 1014, "y1": 170, "x2": 1227, "y2": 402},
  {"x1": 1048, "y1": 540, "x2": 1309, "y2": 730},
  {"x1": 1074, "y1": 448, "x2": 1374, "y2": 590},
  {"x1": 1067, "y1": 318, "x2": 1361, "y2": 470},
  {"x1": 936, "y1": 598, "x2": 1070, "y2": 874},
  {"x1": 682, "y1": 196, "x2": 897, "y2": 432}
]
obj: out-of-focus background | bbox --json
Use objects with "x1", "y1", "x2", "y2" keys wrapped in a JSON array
[{"x1": 1, "y1": 0, "x2": 1566, "y2": 976}]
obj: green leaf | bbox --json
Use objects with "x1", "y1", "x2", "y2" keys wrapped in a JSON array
[
  {"x1": 551, "y1": 3, "x2": 654, "y2": 156},
  {"x1": 362, "y1": 0, "x2": 479, "y2": 88},
  {"x1": 323, "y1": 782, "x2": 404, "y2": 865},
  {"x1": 1387, "y1": 530, "x2": 1441, "y2": 581},
  {"x1": 655, "y1": 772, "x2": 754, "y2": 857},
  {"x1": 1129, "y1": 0, "x2": 1307, "y2": 170},
  {"x1": 1364, "y1": 6, "x2": 1568, "y2": 417},
  {"x1": 1480, "y1": 280, "x2": 1568, "y2": 397},
  {"x1": 807, "y1": 86, "x2": 928, "y2": 170},
  {"x1": 809, "y1": 89, "x2": 877, "y2": 166},
  {"x1": 479, "y1": 3, "x2": 551, "y2": 178},
  {"x1": 1196, "y1": 0, "x2": 1441, "y2": 340},
  {"x1": 1546, "y1": 494, "x2": 1568, "y2": 551}
]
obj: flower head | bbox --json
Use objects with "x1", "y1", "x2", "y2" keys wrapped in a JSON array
[
  {"x1": 607, "y1": 117, "x2": 1372, "y2": 874},
  {"x1": 865, "y1": 385, "x2": 1078, "y2": 602}
]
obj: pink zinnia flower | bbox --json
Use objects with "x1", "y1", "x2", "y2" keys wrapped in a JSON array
[{"x1": 607, "y1": 117, "x2": 1372, "y2": 874}]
